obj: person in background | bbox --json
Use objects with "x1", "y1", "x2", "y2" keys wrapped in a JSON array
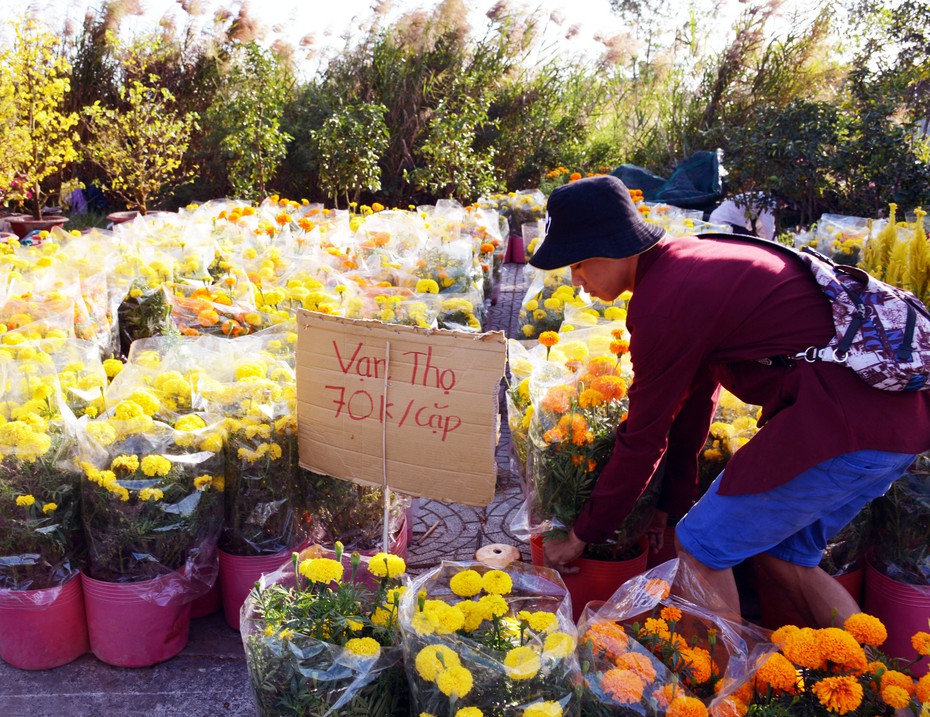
[
  {"x1": 530, "y1": 175, "x2": 930, "y2": 626},
  {"x1": 708, "y1": 192, "x2": 776, "y2": 240}
]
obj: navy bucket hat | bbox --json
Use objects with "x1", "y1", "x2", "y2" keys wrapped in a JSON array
[{"x1": 529, "y1": 175, "x2": 666, "y2": 271}]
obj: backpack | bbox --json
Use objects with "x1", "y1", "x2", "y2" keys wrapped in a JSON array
[{"x1": 698, "y1": 232, "x2": 930, "y2": 391}]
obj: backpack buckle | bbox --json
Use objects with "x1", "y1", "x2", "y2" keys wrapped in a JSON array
[{"x1": 798, "y1": 346, "x2": 849, "y2": 364}]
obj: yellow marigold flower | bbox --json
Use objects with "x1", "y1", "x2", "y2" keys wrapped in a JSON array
[
  {"x1": 140, "y1": 455, "x2": 172, "y2": 477},
  {"x1": 111, "y1": 454, "x2": 140, "y2": 473},
  {"x1": 456, "y1": 709, "x2": 482, "y2": 717},
  {"x1": 175, "y1": 415, "x2": 207, "y2": 432},
  {"x1": 912, "y1": 631, "x2": 930, "y2": 656},
  {"x1": 811, "y1": 675, "x2": 863, "y2": 715},
  {"x1": 415, "y1": 644, "x2": 460, "y2": 682},
  {"x1": 481, "y1": 569, "x2": 513, "y2": 595},
  {"x1": 193, "y1": 475, "x2": 214, "y2": 491},
  {"x1": 601, "y1": 668, "x2": 645, "y2": 705},
  {"x1": 138, "y1": 487, "x2": 164, "y2": 502},
  {"x1": 843, "y1": 613, "x2": 888, "y2": 647},
  {"x1": 542, "y1": 631, "x2": 575, "y2": 659},
  {"x1": 782, "y1": 627, "x2": 824, "y2": 669},
  {"x1": 367, "y1": 552, "x2": 405, "y2": 579},
  {"x1": 15, "y1": 494, "x2": 35, "y2": 507},
  {"x1": 436, "y1": 664, "x2": 473, "y2": 697},
  {"x1": 522, "y1": 324, "x2": 537, "y2": 338},
  {"x1": 298, "y1": 557, "x2": 344, "y2": 585},
  {"x1": 200, "y1": 433, "x2": 225, "y2": 453},
  {"x1": 41, "y1": 502, "x2": 57, "y2": 513},
  {"x1": 522, "y1": 701, "x2": 562, "y2": 717},
  {"x1": 344, "y1": 637, "x2": 381, "y2": 658},
  {"x1": 660, "y1": 606, "x2": 682, "y2": 623},
  {"x1": 818, "y1": 627, "x2": 867, "y2": 671},
  {"x1": 450, "y1": 569, "x2": 483, "y2": 598},
  {"x1": 524, "y1": 299, "x2": 539, "y2": 311},
  {"x1": 504, "y1": 645, "x2": 541, "y2": 680},
  {"x1": 882, "y1": 685, "x2": 912, "y2": 710},
  {"x1": 477, "y1": 593, "x2": 509, "y2": 620},
  {"x1": 114, "y1": 400, "x2": 145, "y2": 421},
  {"x1": 667, "y1": 695, "x2": 708, "y2": 717},
  {"x1": 518, "y1": 610, "x2": 558, "y2": 633},
  {"x1": 129, "y1": 389, "x2": 160, "y2": 416},
  {"x1": 538, "y1": 331, "x2": 559, "y2": 349},
  {"x1": 753, "y1": 652, "x2": 799, "y2": 694},
  {"x1": 415, "y1": 278, "x2": 440, "y2": 294},
  {"x1": 102, "y1": 358, "x2": 124, "y2": 378},
  {"x1": 424, "y1": 600, "x2": 466, "y2": 634}
]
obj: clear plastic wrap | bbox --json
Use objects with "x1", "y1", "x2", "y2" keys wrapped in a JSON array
[
  {"x1": 696, "y1": 390, "x2": 761, "y2": 494},
  {"x1": 241, "y1": 547, "x2": 409, "y2": 717},
  {"x1": 516, "y1": 266, "x2": 583, "y2": 340},
  {"x1": 399, "y1": 559, "x2": 582, "y2": 717},
  {"x1": 577, "y1": 560, "x2": 775, "y2": 716}
]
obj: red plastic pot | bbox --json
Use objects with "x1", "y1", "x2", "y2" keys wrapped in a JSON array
[
  {"x1": 82, "y1": 572, "x2": 192, "y2": 667},
  {"x1": 531, "y1": 535, "x2": 649, "y2": 622},
  {"x1": 864, "y1": 562, "x2": 930, "y2": 676},
  {"x1": 0, "y1": 573, "x2": 89, "y2": 670},
  {"x1": 6, "y1": 215, "x2": 68, "y2": 238}
]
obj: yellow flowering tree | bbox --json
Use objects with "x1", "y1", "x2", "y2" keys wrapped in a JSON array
[
  {"x1": 242, "y1": 543, "x2": 410, "y2": 717},
  {"x1": 0, "y1": 18, "x2": 80, "y2": 219},
  {"x1": 399, "y1": 561, "x2": 581, "y2": 717},
  {"x1": 83, "y1": 75, "x2": 199, "y2": 214},
  {"x1": 0, "y1": 55, "x2": 27, "y2": 208}
]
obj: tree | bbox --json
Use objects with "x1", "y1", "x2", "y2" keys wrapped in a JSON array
[
  {"x1": 82, "y1": 75, "x2": 199, "y2": 214},
  {"x1": 0, "y1": 18, "x2": 80, "y2": 219},
  {"x1": 206, "y1": 42, "x2": 294, "y2": 202}
]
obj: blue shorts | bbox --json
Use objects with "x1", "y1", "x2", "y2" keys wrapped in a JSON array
[{"x1": 676, "y1": 449, "x2": 918, "y2": 570}]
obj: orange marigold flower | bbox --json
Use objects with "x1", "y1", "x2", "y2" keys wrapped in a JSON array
[
  {"x1": 660, "y1": 606, "x2": 682, "y2": 623},
  {"x1": 479, "y1": 242, "x2": 495, "y2": 254},
  {"x1": 601, "y1": 668, "x2": 645, "y2": 705},
  {"x1": 569, "y1": 172, "x2": 582, "y2": 182},
  {"x1": 644, "y1": 578, "x2": 671, "y2": 600},
  {"x1": 666, "y1": 695, "x2": 708, "y2": 717},
  {"x1": 615, "y1": 651, "x2": 657, "y2": 682},
  {"x1": 590, "y1": 375, "x2": 627, "y2": 401},
  {"x1": 578, "y1": 388, "x2": 606, "y2": 409},
  {"x1": 557, "y1": 413, "x2": 592, "y2": 446},
  {"x1": 811, "y1": 675, "x2": 863, "y2": 715},
  {"x1": 880, "y1": 669, "x2": 916, "y2": 697},
  {"x1": 681, "y1": 646, "x2": 713, "y2": 685},
  {"x1": 584, "y1": 622, "x2": 629, "y2": 660},
  {"x1": 882, "y1": 685, "x2": 912, "y2": 710},
  {"x1": 915, "y1": 672, "x2": 930, "y2": 703},
  {"x1": 640, "y1": 617, "x2": 670, "y2": 640},
  {"x1": 912, "y1": 631, "x2": 930, "y2": 656},
  {"x1": 538, "y1": 331, "x2": 560, "y2": 348},
  {"x1": 818, "y1": 627, "x2": 867, "y2": 671},
  {"x1": 610, "y1": 339, "x2": 630, "y2": 356},
  {"x1": 782, "y1": 627, "x2": 824, "y2": 669},
  {"x1": 770, "y1": 624, "x2": 799, "y2": 644},
  {"x1": 586, "y1": 355, "x2": 618, "y2": 377},
  {"x1": 709, "y1": 696, "x2": 747, "y2": 717},
  {"x1": 651, "y1": 683, "x2": 679, "y2": 710},
  {"x1": 843, "y1": 613, "x2": 887, "y2": 648},
  {"x1": 754, "y1": 652, "x2": 800, "y2": 694},
  {"x1": 541, "y1": 385, "x2": 575, "y2": 414}
]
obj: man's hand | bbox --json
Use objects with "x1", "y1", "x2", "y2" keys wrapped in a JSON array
[
  {"x1": 542, "y1": 529, "x2": 586, "y2": 574},
  {"x1": 645, "y1": 509, "x2": 669, "y2": 554}
]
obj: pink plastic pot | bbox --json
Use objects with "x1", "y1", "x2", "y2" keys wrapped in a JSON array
[
  {"x1": 864, "y1": 562, "x2": 930, "y2": 676},
  {"x1": 219, "y1": 549, "x2": 293, "y2": 631},
  {"x1": 0, "y1": 573, "x2": 89, "y2": 669},
  {"x1": 531, "y1": 535, "x2": 649, "y2": 622},
  {"x1": 82, "y1": 573, "x2": 192, "y2": 667},
  {"x1": 190, "y1": 577, "x2": 222, "y2": 619}
]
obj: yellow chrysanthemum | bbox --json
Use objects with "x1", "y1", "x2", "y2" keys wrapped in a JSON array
[
  {"x1": 503, "y1": 645, "x2": 541, "y2": 680},
  {"x1": 481, "y1": 569, "x2": 513, "y2": 595},
  {"x1": 450, "y1": 569, "x2": 483, "y2": 598},
  {"x1": 367, "y1": 552, "x2": 405, "y2": 579},
  {"x1": 298, "y1": 557, "x2": 344, "y2": 585},
  {"x1": 811, "y1": 675, "x2": 863, "y2": 715},
  {"x1": 415, "y1": 644, "x2": 460, "y2": 682},
  {"x1": 436, "y1": 664, "x2": 473, "y2": 698},
  {"x1": 477, "y1": 593, "x2": 509, "y2": 620},
  {"x1": 138, "y1": 487, "x2": 164, "y2": 502},
  {"x1": 456, "y1": 599, "x2": 485, "y2": 632}
]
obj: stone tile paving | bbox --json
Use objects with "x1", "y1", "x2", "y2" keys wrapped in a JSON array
[{"x1": 0, "y1": 261, "x2": 532, "y2": 717}]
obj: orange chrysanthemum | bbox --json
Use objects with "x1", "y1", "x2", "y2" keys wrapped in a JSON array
[
  {"x1": 818, "y1": 627, "x2": 867, "y2": 672},
  {"x1": 541, "y1": 385, "x2": 576, "y2": 414},
  {"x1": 601, "y1": 668, "x2": 645, "y2": 705},
  {"x1": 781, "y1": 627, "x2": 824, "y2": 669},
  {"x1": 557, "y1": 413, "x2": 592, "y2": 446},
  {"x1": 882, "y1": 685, "x2": 912, "y2": 710},
  {"x1": 843, "y1": 613, "x2": 887, "y2": 648},
  {"x1": 539, "y1": 331, "x2": 560, "y2": 349},
  {"x1": 811, "y1": 675, "x2": 863, "y2": 715},
  {"x1": 584, "y1": 622, "x2": 630, "y2": 660},
  {"x1": 589, "y1": 375, "x2": 627, "y2": 401},
  {"x1": 912, "y1": 631, "x2": 930, "y2": 656},
  {"x1": 615, "y1": 651, "x2": 657, "y2": 682},
  {"x1": 666, "y1": 695, "x2": 708, "y2": 717},
  {"x1": 578, "y1": 388, "x2": 607, "y2": 409},
  {"x1": 754, "y1": 652, "x2": 800, "y2": 694},
  {"x1": 610, "y1": 339, "x2": 630, "y2": 356}
]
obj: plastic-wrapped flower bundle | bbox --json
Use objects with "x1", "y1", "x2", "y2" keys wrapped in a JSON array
[
  {"x1": 242, "y1": 544, "x2": 410, "y2": 717},
  {"x1": 696, "y1": 390, "x2": 761, "y2": 494},
  {"x1": 518, "y1": 267, "x2": 585, "y2": 339},
  {"x1": 578, "y1": 560, "x2": 771, "y2": 717},
  {"x1": 399, "y1": 560, "x2": 581, "y2": 717}
]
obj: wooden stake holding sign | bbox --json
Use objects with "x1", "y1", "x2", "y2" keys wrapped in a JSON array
[{"x1": 296, "y1": 311, "x2": 507, "y2": 550}]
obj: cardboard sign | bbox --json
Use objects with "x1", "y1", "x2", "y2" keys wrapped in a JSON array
[{"x1": 296, "y1": 310, "x2": 507, "y2": 507}]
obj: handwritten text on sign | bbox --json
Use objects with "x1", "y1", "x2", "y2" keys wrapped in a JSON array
[{"x1": 296, "y1": 311, "x2": 506, "y2": 506}]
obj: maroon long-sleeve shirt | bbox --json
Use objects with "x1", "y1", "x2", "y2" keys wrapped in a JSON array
[{"x1": 572, "y1": 235, "x2": 930, "y2": 544}]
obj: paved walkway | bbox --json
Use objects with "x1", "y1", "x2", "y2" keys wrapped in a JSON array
[{"x1": 0, "y1": 262, "x2": 533, "y2": 717}]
